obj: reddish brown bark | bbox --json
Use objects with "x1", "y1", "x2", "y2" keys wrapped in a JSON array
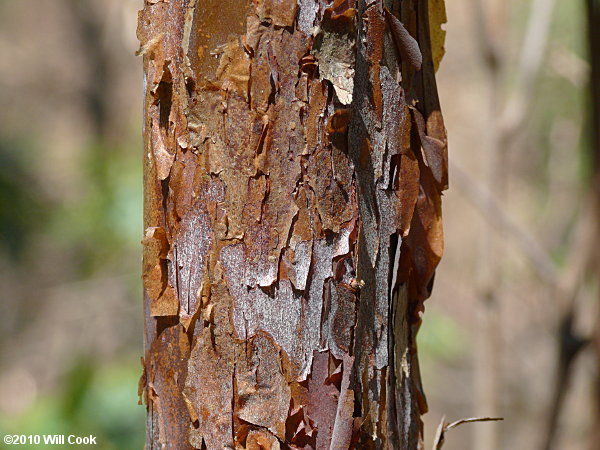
[{"x1": 138, "y1": 0, "x2": 447, "y2": 448}]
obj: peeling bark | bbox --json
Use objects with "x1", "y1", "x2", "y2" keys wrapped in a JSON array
[{"x1": 139, "y1": 0, "x2": 447, "y2": 448}]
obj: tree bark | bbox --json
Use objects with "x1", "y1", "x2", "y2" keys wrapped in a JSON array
[{"x1": 138, "y1": 0, "x2": 447, "y2": 448}]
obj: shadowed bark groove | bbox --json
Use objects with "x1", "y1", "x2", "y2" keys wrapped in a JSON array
[{"x1": 138, "y1": 0, "x2": 447, "y2": 448}]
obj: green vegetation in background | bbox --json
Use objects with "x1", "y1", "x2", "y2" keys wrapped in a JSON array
[
  {"x1": 0, "y1": 138, "x2": 48, "y2": 259},
  {"x1": 0, "y1": 356, "x2": 145, "y2": 450},
  {"x1": 0, "y1": 127, "x2": 144, "y2": 447},
  {"x1": 418, "y1": 310, "x2": 467, "y2": 366},
  {"x1": 46, "y1": 139, "x2": 143, "y2": 278}
]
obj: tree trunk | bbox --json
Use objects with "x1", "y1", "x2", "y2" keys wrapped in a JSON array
[{"x1": 138, "y1": 0, "x2": 447, "y2": 448}]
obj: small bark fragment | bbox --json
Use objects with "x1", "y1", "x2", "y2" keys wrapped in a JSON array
[
  {"x1": 184, "y1": 326, "x2": 234, "y2": 448},
  {"x1": 312, "y1": 3, "x2": 357, "y2": 105},
  {"x1": 384, "y1": 7, "x2": 423, "y2": 71}
]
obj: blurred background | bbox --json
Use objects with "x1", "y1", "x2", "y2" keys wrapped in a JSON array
[
  {"x1": 0, "y1": 1, "x2": 144, "y2": 448},
  {"x1": 0, "y1": 1, "x2": 597, "y2": 449}
]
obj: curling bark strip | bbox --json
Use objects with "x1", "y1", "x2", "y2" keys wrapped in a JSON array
[{"x1": 138, "y1": 0, "x2": 447, "y2": 448}]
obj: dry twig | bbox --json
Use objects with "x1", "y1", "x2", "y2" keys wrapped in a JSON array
[{"x1": 432, "y1": 415, "x2": 504, "y2": 450}]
